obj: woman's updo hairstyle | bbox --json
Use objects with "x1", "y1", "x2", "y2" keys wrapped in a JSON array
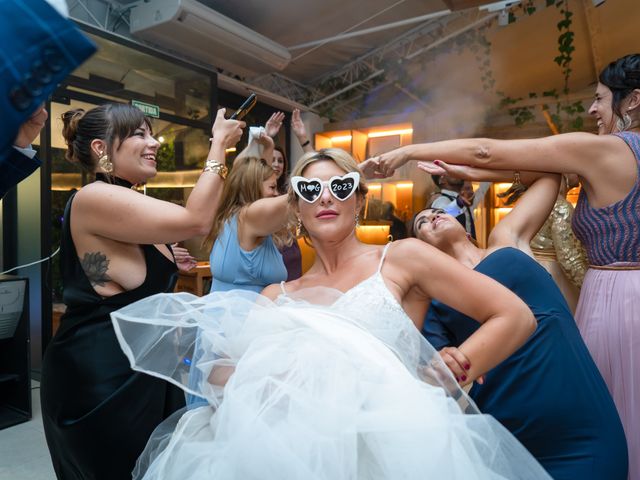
[
  {"x1": 599, "y1": 54, "x2": 640, "y2": 122},
  {"x1": 61, "y1": 103, "x2": 151, "y2": 171}
]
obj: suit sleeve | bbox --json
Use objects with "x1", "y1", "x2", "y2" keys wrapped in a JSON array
[{"x1": 0, "y1": 149, "x2": 41, "y2": 200}]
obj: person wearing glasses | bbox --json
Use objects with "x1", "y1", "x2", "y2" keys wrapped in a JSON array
[{"x1": 110, "y1": 148, "x2": 550, "y2": 479}]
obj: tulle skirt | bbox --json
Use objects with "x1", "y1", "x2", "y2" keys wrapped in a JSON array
[
  {"x1": 575, "y1": 264, "x2": 640, "y2": 480},
  {"x1": 111, "y1": 289, "x2": 550, "y2": 480}
]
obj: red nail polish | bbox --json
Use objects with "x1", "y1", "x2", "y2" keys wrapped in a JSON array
[
  {"x1": 461, "y1": 375, "x2": 467, "y2": 382},
  {"x1": 464, "y1": 363, "x2": 470, "y2": 370}
]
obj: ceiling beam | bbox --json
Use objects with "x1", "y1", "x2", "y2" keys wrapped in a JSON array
[
  {"x1": 288, "y1": 10, "x2": 453, "y2": 50},
  {"x1": 580, "y1": 0, "x2": 605, "y2": 80}
]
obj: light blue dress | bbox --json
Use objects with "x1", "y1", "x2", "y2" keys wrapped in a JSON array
[
  {"x1": 187, "y1": 214, "x2": 287, "y2": 407},
  {"x1": 209, "y1": 214, "x2": 287, "y2": 293}
]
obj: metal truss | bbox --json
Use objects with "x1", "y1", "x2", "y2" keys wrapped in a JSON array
[
  {"x1": 70, "y1": 0, "x2": 499, "y2": 121},
  {"x1": 249, "y1": 73, "x2": 323, "y2": 107},
  {"x1": 68, "y1": 0, "x2": 133, "y2": 33},
  {"x1": 252, "y1": 8, "x2": 498, "y2": 120}
]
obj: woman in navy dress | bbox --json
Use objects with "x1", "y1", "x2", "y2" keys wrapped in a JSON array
[{"x1": 411, "y1": 165, "x2": 627, "y2": 479}]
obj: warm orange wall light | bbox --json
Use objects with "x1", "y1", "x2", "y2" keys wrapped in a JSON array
[
  {"x1": 367, "y1": 128, "x2": 413, "y2": 138},
  {"x1": 330, "y1": 135, "x2": 353, "y2": 142}
]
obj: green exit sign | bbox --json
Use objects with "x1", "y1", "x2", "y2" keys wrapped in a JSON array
[{"x1": 131, "y1": 100, "x2": 160, "y2": 118}]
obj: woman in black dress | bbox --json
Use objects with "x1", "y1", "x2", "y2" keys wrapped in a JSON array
[{"x1": 41, "y1": 103, "x2": 243, "y2": 479}]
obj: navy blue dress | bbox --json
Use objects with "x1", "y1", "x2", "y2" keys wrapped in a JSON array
[{"x1": 423, "y1": 248, "x2": 627, "y2": 479}]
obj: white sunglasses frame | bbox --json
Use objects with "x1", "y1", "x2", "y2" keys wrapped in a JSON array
[{"x1": 291, "y1": 172, "x2": 360, "y2": 203}]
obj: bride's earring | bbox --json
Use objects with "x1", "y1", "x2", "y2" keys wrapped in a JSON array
[
  {"x1": 355, "y1": 213, "x2": 360, "y2": 228},
  {"x1": 296, "y1": 217, "x2": 302, "y2": 237}
]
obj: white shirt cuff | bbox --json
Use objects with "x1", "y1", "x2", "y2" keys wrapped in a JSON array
[{"x1": 13, "y1": 145, "x2": 37, "y2": 159}]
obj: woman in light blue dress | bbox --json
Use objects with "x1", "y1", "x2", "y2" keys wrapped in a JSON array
[{"x1": 188, "y1": 135, "x2": 293, "y2": 405}]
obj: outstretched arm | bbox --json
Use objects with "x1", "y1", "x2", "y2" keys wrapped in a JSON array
[
  {"x1": 417, "y1": 160, "x2": 561, "y2": 247},
  {"x1": 264, "y1": 111, "x2": 286, "y2": 138},
  {"x1": 376, "y1": 133, "x2": 625, "y2": 188},
  {"x1": 76, "y1": 108, "x2": 244, "y2": 244},
  {"x1": 241, "y1": 194, "x2": 290, "y2": 240},
  {"x1": 256, "y1": 132, "x2": 275, "y2": 165},
  {"x1": 489, "y1": 173, "x2": 560, "y2": 250},
  {"x1": 292, "y1": 109, "x2": 314, "y2": 153}
]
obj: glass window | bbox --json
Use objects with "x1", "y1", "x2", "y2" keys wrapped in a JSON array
[{"x1": 70, "y1": 33, "x2": 211, "y2": 122}]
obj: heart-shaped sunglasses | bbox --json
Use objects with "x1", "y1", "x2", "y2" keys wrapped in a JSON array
[{"x1": 291, "y1": 172, "x2": 360, "y2": 203}]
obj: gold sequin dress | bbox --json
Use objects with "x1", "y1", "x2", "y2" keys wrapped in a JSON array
[{"x1": 530, "y1": 196, "x2": 588, "y2": 313}]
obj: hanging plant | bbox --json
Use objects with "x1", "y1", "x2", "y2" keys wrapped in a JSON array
[
  {"x1": 494, "y1": 0, "x2": 585, "y2": 131},
  {"x1": 553, "y1": 0, "x2": 575, "y2": 94}
]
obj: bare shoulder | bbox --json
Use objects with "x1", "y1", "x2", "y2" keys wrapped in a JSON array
[
  {"x1": 73, "y1": 181, "x2": 135, "y2": 207},
  {"x1": 554, "y1": 132, "x2": 629, "y2": 157},
  {"x1": 261, "y1": 283, "x2": 282, "y2": 301},
  {"x1": 386, "y1": 238, "x2": 437, "y2": 264},
  {"x1": 382, "y1": 239, "x2": 435, "y2": 283}
]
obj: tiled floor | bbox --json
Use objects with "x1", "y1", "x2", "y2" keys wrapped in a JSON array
[{"x1": 0, "y1": 381, "x2": 56, "y2": 479}]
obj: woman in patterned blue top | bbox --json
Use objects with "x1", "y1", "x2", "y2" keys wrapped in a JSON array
[{"x1": 412, "y1": 164, "x2": 627, "y2": 479}]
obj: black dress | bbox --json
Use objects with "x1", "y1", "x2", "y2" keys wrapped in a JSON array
[{"x1": 41, "y1": 192, "x2": 185, "y2": 479}]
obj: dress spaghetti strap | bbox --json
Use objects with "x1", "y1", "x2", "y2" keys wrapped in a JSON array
[{"x1": 377, "y1": 243, "x2": 392, "y2": 273}]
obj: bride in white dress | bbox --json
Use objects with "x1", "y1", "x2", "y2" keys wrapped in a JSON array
[{"x1": 111, "y1": 148, "x2": 551, "y2": 479}]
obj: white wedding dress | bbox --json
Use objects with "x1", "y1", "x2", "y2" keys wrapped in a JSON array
[{"x1": 111, "y1": 245, "x2": 550, "y2": 479}]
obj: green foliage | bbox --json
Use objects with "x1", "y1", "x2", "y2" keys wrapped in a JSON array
[
  {"x1": 492, "y1": 0, "x2": 585, "y2": 131},
  {"x1": 156, "y1": 141, "x2": 176, "y2": 171},
  {"x1": 554, "y1": 1, "x2": 575, "y2": 94}
]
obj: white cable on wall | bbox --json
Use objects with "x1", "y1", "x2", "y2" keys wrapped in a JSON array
[{"x1": 0, "y1": 247, "x2": 61, "y2": 275}]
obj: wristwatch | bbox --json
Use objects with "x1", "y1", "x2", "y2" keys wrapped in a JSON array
[{"x1": 203, "y1": 159, "x2": 228, "y2": 179}]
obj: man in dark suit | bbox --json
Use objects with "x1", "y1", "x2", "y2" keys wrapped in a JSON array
[{"x1": 0, "y1": 0, "x2": 96, "y2": 199}]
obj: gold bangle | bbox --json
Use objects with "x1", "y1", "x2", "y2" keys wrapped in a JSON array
[{"x1": 203, "y1": 160, "x2": 228, "y2": 179}]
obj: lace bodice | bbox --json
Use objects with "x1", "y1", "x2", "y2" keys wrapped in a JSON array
[
  {"x1": 279, "y1": 244, "x2": 422, "y2": 367},
  {"x1": 337, "y1": 272, "x2": 422, "y2": 367}
]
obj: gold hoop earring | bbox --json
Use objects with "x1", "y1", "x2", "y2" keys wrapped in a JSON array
[{"x1": 98, "y1": 152, "x2": 113, "y2": 173}]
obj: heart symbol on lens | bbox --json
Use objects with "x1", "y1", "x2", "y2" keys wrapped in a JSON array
[{"x1": 291, "y1": 177, "x2": 323, "y2": 203}]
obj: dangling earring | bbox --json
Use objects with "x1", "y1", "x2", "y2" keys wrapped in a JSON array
[
  {"x1": 296, "y1": 217, "x2": 302, "y2": 237},
  {"x1": 616, "y1": 112, "x2": 632, "y2": 132},
  {"x1": 355, "y1": 213, "x2": 360, "y2": 228},
  {"x1": 98, "y1": 152, "x2": 113, "y2": 173}
]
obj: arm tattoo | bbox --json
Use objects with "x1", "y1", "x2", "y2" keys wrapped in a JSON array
[{"x1": 81, "y1": 251, "x2": 112, "y2": 287}]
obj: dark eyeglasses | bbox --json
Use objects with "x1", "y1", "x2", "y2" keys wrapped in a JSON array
[{"x1": 291, "y1": 172, "x2": 360, "y2": 203}]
